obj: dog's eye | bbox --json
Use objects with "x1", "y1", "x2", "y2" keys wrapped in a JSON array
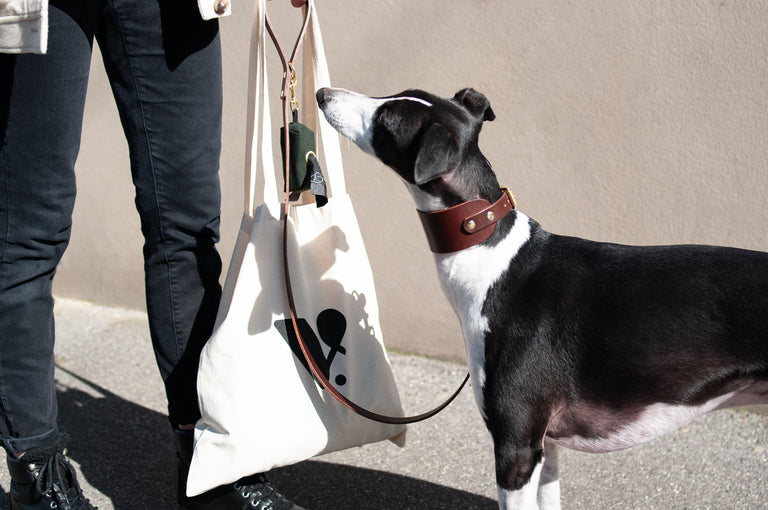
[{"x1": 375, "y1": 109, "x2": 392, "y2": 127}]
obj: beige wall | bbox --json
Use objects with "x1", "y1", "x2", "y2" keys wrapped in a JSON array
[{"x1": 55, "y1": 1, "x2": 768, "y2": 361}]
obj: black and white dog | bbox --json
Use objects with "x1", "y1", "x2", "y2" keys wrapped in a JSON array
[{"x1": 316, "y1": 87, "x2": 768, "y2": 510}]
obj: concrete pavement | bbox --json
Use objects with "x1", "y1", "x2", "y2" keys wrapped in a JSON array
[{"x1": 0, "y1": 298, "x2": 766, "y2": 509}]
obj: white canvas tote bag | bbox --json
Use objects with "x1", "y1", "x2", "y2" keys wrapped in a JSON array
[{"x1": 187, "y1": 0, "x2": 406, "y2": 496}]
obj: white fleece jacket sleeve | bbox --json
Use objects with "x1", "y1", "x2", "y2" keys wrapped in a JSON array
[{"x1": 0, "y1": 0, "x2": 48, "y2": 54}]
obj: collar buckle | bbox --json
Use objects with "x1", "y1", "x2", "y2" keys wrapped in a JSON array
[{"x1": 501, "y1": 186, "x2": 517, "y2": 210}]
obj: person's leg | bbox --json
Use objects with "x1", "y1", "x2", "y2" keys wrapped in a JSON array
[
  {"x1": 0, "y1": 0, "x2": 93, "y2": 459},
  {"x1": 0, "y1": 1, "x2": 97, "y2": 507},
  {"x1": 94, "y1": 2, "x2": 303, "y2": 508},
  {"x1": 94, "y1": 0, "x2": 223, "y2": 430}
]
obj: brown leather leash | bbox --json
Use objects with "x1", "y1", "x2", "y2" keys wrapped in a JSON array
[{"x1": 266, "y1": 1, "x2": 469, "y2": 425}]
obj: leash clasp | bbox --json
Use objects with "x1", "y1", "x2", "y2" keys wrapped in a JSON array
[{"x1": 288, "y1": 63, "x2": 299, "y2": 112}]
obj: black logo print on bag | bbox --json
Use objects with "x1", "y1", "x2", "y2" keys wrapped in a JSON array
[{"x1": 274, "y1": 309, "x2": 347, "y2": 386}]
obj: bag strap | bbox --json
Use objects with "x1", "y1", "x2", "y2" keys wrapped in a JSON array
[
  {"x1": 266, "y1": 0, "x2": 469, "y2": 424},
  {"x1": 304, "y1": 3, "x2": 346, "y2": 195},
  {"x1": 246, "y1": 0, "x2": 281, "y2": 218}
]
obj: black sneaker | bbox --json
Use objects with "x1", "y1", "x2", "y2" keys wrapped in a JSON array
[
  {"x1": 6, "y1": 436, "x2": 97, "y2": 510},
  {"x1": 175, "y1": 430, "x2": 306, "y2": 510}
]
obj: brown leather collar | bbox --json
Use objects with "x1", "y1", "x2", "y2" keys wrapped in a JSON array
[{"x1": 417, "y1": 187, "x2": 517, "y2": 254}]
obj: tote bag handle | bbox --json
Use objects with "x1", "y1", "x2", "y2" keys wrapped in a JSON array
[
  {"x1": 245, "y1": 0, "x2": 345, "y2": 218},
  {"x1": 244, "y1": 0, "x2": 278, "y2": 218}
]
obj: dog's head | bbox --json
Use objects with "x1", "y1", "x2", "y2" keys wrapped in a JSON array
[{"x1": 316, "y1": 87, "x2": 499, "y2": 210}]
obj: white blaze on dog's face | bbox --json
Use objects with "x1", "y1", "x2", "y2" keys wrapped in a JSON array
[{"x1": 315, "y1": 88, "x2": 433, "y2": 156}]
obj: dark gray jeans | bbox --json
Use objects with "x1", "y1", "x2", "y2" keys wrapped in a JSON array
[{"x1": 0, "y1": 0, "x2": 223, "y2": 454}]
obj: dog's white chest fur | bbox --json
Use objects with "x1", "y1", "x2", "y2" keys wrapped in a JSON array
[{"x1": 434, "y1": 213, "x2": 532, "y2": 417}]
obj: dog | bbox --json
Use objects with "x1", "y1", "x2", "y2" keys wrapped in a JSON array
[{"x1": 316, "y1": 86, "x2": 768, "y2": 510}]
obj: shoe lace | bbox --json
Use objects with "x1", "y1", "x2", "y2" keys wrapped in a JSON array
[
  {"x1": 33, "y1": 452, "x2": 97, "y2": 510},
  {"x1": 234, "y1": 474, "x2": 297, "y2": 510}
]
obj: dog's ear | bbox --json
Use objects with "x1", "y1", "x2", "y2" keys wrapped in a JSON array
[
  {"x1": 453, "y1": 88, "x2": 495, "y2": 122},
  {"x1": 414, "y1": 124, "x2": 460, "y2": 185}
]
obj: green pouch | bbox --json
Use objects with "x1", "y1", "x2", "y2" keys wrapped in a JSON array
[{"x1": 280, "y1": 121, "x2": 316, "y2": 193}]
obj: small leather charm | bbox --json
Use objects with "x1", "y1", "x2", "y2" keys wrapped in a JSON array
[{"x1": 307, "y1": 152, "x2": 328, "y2": 207}]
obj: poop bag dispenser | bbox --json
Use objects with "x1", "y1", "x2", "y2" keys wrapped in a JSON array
[{"x1": 280, "y1": 115, "x2": 327, "y2": 207}]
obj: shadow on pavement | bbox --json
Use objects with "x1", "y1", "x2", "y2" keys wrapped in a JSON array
[
  {"x1": 1, "y1": 368, "x2": 495, "y2": 510},
  {"x1": 0, "y1": 371, "x2": 177, "y2": 510},
  {"x1": 273, "y1": 461, "x2": 497, "y2": 510},
  {"x1": 53, "y1": 368, "x2": 178, "y2": 510}
]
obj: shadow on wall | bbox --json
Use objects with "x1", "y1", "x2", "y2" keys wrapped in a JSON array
[{"x1": 0, "y1": 369, "x2": 495, "y2": 510}]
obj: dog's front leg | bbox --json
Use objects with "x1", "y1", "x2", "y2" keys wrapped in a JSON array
[
  {"x1": 494, "y1": 439, "x2": 543, "y2": 510},
  {"x1": 496, "y1": 449, "x2": 542, "y2": 510},
  {"x1": 497, "y1": 457, "x2": 541, "y2": 510},
  {"x1": 537, "y1": 439, "x2": 560, "y2": 510},
  {"x1": 494, "y1": 437, "x2": 560, "y2": 510}
]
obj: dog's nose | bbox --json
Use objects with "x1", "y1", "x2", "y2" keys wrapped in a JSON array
[{"x1": 316, "y1": 87, "x2": 329, "y2": 107}]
